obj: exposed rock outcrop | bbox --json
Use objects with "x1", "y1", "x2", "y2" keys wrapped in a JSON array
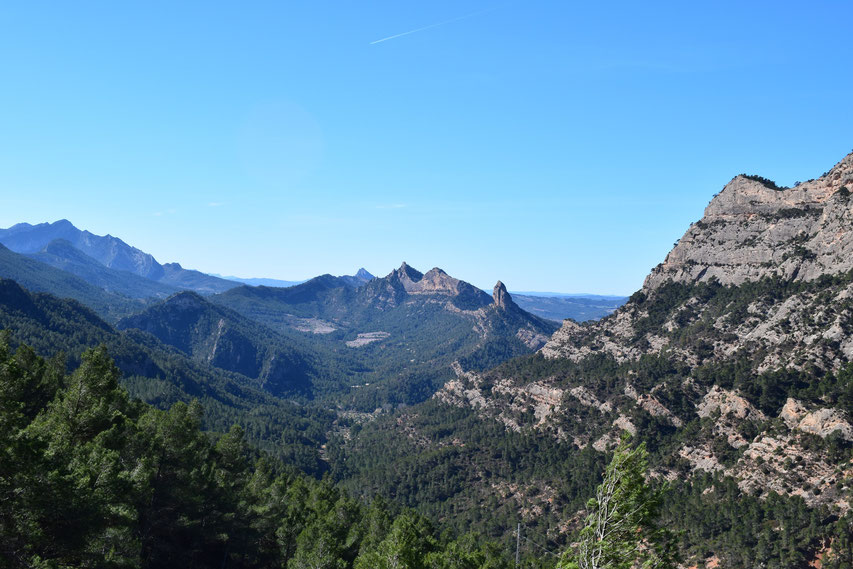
[
  {"x1": 645, "y1": 152, "x2": 853, "y2": 290},
  {"x1": 438, "y1": 151, "x2": 853, "y2": 514},
  {"x1": 493, "y1": 281, "x2": 517, "y2": 310}
]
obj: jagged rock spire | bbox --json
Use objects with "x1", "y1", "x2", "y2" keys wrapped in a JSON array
[
  {"x1": 393, "y1": 262, "x2": 423, "y2": 283},
  {"x1": 492, "y1": 281, "x2": 517, "y2": 310}
]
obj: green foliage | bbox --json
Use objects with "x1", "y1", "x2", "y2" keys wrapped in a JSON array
[
  {"x1": 659, "y1": 473, "x2": 841, "y2": 568},
  {"x1": 740, "y1": 174, "x2": 788, "y2": 191},
  {"x1": 331, "y1": 397, "x2": 607, "y2": 545},
  {"x1": 559, "y1": 436, "x2": 677, "y2": 569},
  {"x1": 355, "y1": 512, "x2": 437, "y2": 569},
  {"x1": 0, "y1": 339, "x2": 512, "y2": 569},
  {"x1": 0, "y1": 283, "x2": 335, "y2": 474}
]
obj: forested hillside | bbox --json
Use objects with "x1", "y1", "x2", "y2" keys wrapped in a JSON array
[
  {"x1": 0, "y1": 279, "x2": 335, "y2": 474},
  {"x1": 328, "y1": 153, "x2": 853, "y2": 568},
  {"x1": 0, "y1": 341, "x2": 517, "y2": 569}
]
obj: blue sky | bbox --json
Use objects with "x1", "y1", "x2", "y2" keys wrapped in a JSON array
[{"x1": 1, "y1": 1, "x2": 851, "y2": 294}]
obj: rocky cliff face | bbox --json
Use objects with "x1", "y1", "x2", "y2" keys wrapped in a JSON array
[
  {"x1": 645, "y1": 152, "x2": 853, "y2": 290},
  {"x1": 542, "y1": 151, "x2": 853, "y2": 374},
  {"x1": 435, "y1": 151, "x2": 853, "y2": 513}
]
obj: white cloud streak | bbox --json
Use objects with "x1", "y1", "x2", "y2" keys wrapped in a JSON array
[{"x1": 370, "y1": 7, "x2": 495, "y2": 45}]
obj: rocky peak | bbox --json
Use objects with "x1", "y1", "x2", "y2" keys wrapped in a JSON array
[
  {"x1": 390, "y1": 262, "x2": 424, "y2": 286},
  {"x1": 419, "y1": 268, "x2": 461, "y2": 294},
  {"x1": 492, "y1": 281, "x2": 517, "y2": 311},
  {"x1": 355, "y1": 268, "x2": 374, "y2": 281},
  {"x1": 643, "y1": 150, "x2": 853, "y2": 291}
]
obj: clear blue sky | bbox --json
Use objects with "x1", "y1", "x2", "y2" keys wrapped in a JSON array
[{"x1": 1, "y1": 1, "x2": 851, "y2": 294}]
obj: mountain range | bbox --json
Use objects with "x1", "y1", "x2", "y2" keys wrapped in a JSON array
[
  {"x1": 0, "y1": 220, "x2": 239, "y2": 299},
  {"x1": 0, "y1": 219, "x2": 562, "y2": 411},
  {"x1": 2, "y1": 152, "x2": 853, "y2": 567}
]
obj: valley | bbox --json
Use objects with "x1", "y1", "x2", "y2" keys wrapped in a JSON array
[{"x1": 1, "y1": 154, "x2": 853, "y2": 567}]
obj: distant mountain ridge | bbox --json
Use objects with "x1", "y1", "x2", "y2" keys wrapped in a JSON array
[
  {"x1": 213, "y1": 275, "x2": 307, "y2": 288},
  {"x1": 0, "y1": 220, "x2": 239, "y2": 295},
  {"x1": 511, "y1": 294, "x2": 626, "y2": 322},
  {"x1": 0, "y1": 219, "x2": 164, "y2": 279},
  {"x1": 206, "y1": 262, "x2": 558, "y2": 409},
  {"x1": 29, "y1": 238, "x2": 179, "y2": 299},
  {"x1": 215, "y1": 262, "x2": 555, "y2": 344},
  {"x1": 212, "y1": 268, "x2": 373, "y2": 289}
]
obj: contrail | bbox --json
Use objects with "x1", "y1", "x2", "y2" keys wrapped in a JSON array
[{"x1": 370, "y1": 8, "x2": 494, "y2": 45}]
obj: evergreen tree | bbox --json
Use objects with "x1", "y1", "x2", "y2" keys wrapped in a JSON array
[{"x1": 559, "y1": 435, "x2": 677, "y2": 569}]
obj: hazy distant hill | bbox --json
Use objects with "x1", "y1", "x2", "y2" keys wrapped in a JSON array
[
  {"x1": 215, "y1": 268, "x2": 374, "y2": 289},
  {"x1": 213, "y1": 275, "x2": 306, "y2": 288},
  {"x1": 0, "y1": 219, "x2": 164, "y2": 278},
  {"x1": 29, "y1": 239, "x2": 179, "y2": 299},
  {"x1": 511, "y1": 293, "x2": 626, "y2": 322},
  {"x1": 0, "y1": 220, "x2": 239, "y2": 294}
]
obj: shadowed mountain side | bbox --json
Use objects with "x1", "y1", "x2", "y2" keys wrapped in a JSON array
[
  {"x1": 0, "y1": 279, "x2": 335, "y2": 474},
  {"x1": 117, "y1": 291, "x2": 322, "y2": 397}
]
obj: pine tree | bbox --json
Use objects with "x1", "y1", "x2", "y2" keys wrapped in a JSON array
[{"x1": 559, "y1": 435, "x2": 677, "y2": 569}]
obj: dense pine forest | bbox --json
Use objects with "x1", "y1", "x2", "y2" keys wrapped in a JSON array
[
  {"x1": 0, "y1": 339, "x2": 518, "y2": 569},
  {"x1": 2, "y1": 336, "x2": 851, "y2": 568}
]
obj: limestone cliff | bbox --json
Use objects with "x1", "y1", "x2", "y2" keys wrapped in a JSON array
[
  {"x1": 542, "y1": 151, "x2": 853, "y2": 373},
  {"x1": 436, "y1": 151, "x2": 853, "y2": 513},
  {"x1": 646, "y1": 152, "x2": 853, "y2": 290}
]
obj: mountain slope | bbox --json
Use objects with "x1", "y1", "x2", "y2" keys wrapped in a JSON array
[
  {"x1": 0, "y1": 243, "x2": 145, "y2": 319},
  {"x1": 332, "y1": 152, "x2": 853, "y2": 567},
  {"x1": 117, "y1": 291, "x2": 318, "y2": 397},
  {"x1": 0, "y1": 278, "x2": 334, "y2": 474},
  {"x1": 462, "y1": 151, "x2": 853, "y2": 504},
  {"x1": 29, "y1": 238, "x2": 179, "y2": 299},
  {"x1": 542, "y1": 151, "x2": 853, "y2": 373}
]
